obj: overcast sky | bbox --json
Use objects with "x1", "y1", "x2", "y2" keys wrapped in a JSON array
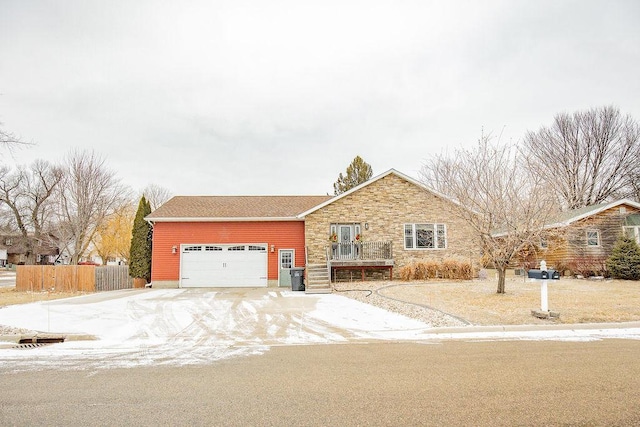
[{"x1": 1, "y1": 0, "x2": 638, "y2": 197}]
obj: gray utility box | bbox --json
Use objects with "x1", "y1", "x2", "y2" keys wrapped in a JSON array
[
  {"x1": 290, "y1": 267, "x2": 305, "y2": 291},
  {"x1": 527, "y1": 269, "x2": 560, "y2": 280}
]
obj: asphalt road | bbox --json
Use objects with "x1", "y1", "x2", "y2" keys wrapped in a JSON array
[
  {"x1": 1, "y1": 339, "x2": 639, "y2": 426},
  {"x1": 0, "y1": 271, "x2": 16, "y2": 288}
]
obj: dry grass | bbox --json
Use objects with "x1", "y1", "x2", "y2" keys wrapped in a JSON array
[
  {"x1": 378, "y1": 277, "x2": 640, "y2": 325},
  {"x1": 0, "y1": 287, "x2": 85, "y2": 308}
]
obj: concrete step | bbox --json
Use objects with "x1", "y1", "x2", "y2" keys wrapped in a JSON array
[{"x1": 305, "y1": 263, "x2": 331, "y2": 294}]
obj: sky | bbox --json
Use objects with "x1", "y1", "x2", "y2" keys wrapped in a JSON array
[{"x1": 1, "y1": 0, "x2": 639, "y2": 197}]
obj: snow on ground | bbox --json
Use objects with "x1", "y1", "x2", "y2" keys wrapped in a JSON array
[{"x1": 1, "y1": 288, "x2": 639, "y2": 372}]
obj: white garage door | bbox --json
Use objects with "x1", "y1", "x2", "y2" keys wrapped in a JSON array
[{"x1": 180, "y1": 244, "x2": 268, "y2": 288}]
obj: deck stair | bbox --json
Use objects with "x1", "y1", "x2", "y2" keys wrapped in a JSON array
[{"x1": 305, "y1": 263, "x2": 332, "y2": 294}]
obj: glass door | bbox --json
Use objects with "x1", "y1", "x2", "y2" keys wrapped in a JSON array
[
  {"x1": 339, "y1": 225, "x2": 353, "y2": 258},
  {"x1": 278, "y1": 249, "x2": 294, "y2": 287}
]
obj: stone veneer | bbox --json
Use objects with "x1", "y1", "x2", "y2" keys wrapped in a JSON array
[{"x1": 304, "y1": 173, "x2": 481, "y2": 270}]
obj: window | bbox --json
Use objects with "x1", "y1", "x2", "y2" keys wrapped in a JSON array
[
  {"x1": 586, "y1": 230, "x2": 600, "y2": 247},
  {"x1": 540, "y1": 237, "x2": 548, "y2": 249},
  {"x1": 205, "y1": 246, "x2": 222, "y2": 251},
  {"x1": 184, "y1": 246, "x2": 202, "y2": 251},
  {"x1": 248, "y1": 245, "x2": 266, "y2": 251},
  {"x1": 623, "y1": 226, "x2": 640, "y2": 245},
  {"x1": 404, "y1": 223, "x2": 446, "y2": 249},
  {"x1": 228, "y1": 246, "x2": 245, "y2": 251}
]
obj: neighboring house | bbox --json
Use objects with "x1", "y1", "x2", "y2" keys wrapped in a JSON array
[
  {"x1": 523, "y1": 199, "x2": 640, "y2": 275},
  {"x1": 0, "y1": 234, "x2": 60, "y2": 265},
  {"x1": 146, "y1": 169, "x2": 482, "y2": 291}
]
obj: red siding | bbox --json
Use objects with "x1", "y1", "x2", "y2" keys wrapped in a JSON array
[{"x1": 151, "y1": 221, "x2": 306, "y2": 282}]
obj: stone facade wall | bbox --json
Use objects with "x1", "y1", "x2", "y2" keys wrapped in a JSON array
[{"x1": 304, "y1": 173, "x2": 481, "y2": 270}]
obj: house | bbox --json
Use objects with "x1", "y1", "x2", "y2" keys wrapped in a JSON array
[
  {"x1": 146, "y1": 169, "x2": 482, "y2": 291},
  {"x1": 0, "y1": 234, "x2": 60, "y2": 266},
  {"x1": 299, "y1": 169, "x2": 480, "y2": 284},
  {"x1": 524, "y1": 199, "x2": 640, "y2": 275}
]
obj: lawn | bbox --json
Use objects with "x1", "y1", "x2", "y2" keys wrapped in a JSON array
[
  {"x1": 0, "y1": 287, "x2": 84, "y2": 308},
  {"x1": 376, "y1": 277, "x2": 640, "y2": 325}
]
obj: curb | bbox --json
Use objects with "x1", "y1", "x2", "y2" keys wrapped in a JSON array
[
  {"x1": 424, "y1": 321, "x2": 640, "y2": 335},
  {"x1": 0, "y1": 333, "x2": 97, "y2": 345}
]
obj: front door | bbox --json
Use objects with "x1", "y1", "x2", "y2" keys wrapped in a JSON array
[
  {"x1": 278, "y1": 249, "x2": 294, "y2": 287},
  {"x1": 339, "y1": 225, "x2": 353, "y2": 258}
]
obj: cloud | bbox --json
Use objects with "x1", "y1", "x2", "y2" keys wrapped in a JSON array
[{"x1": 1, "y1": 0, "x2": 639, "y2": 196}]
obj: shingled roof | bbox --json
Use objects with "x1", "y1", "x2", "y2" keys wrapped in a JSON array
[
  {"x1": 146, "y1": 195, "x2": 333, "y2": 222},
  {"x1": 545, "y1": 199, "x2": 640, "y2": 228}
]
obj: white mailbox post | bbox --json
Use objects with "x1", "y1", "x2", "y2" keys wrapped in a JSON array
[
  {"x1": 527, "y1": 260, "x2": 560, "y2": 319},
  {"x1": 540, "y1": 260, "x2": 548, "y2": 312}
]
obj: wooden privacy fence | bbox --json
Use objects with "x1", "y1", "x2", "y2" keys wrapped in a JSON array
[
  {"x1": 16, "y1": 265, "x2": 133, "y2": 293},
  {"x1": 95, "y1": 266, "x2": 134, "y2": 291}
]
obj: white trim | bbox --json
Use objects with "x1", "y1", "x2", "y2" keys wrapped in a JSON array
[
  {"x1": 277, "y1": 248, "x2": 295, "y2": 286},
  {"x1": 147, "y1": 216, "x2": 303, "y2": 223},
  {"x1": 403, "y1": 223, "x2": 447, "y2": 250},
  {"x1": 546, "y1": 199, "x2": 640, "y2": 228},
  {"x1": 296, "y1": 169, "x2": 461, "y2": 218},
  {"x1": 623, "y1": 225, "x2": 640, "y2": 244},
  {"x1": 586, "y1": 230, "x2": 601, "y2": 247}
]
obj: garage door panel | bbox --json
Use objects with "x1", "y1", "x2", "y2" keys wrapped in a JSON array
[{"x1": 180, "y1": 244, "x2": 267, "y2": 287}]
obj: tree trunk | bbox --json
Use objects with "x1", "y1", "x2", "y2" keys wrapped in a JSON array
[{"x1": 496, "y1": 266, "x2": 506, "y2": 294}]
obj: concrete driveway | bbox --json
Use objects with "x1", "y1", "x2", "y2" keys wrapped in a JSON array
[
  {"x1": 1, "y1": 287, "x2": 640, "y2": 372},
  {"x1": 0, "y1": 288, "x2": 431, "y2": 370}
]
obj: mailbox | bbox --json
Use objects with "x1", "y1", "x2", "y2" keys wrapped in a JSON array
[{"x1": 527, "y1": 269, "x2": 560, "y2": 280}]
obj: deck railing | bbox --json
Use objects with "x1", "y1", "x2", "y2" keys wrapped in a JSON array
[{"x1": 328, "y1": 241, "x2": 393, "y2": 261}]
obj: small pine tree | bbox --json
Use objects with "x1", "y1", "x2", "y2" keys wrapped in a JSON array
[
  {"x1": 333, "y1": 155, "x2": 373, "y2": 195},
  {"x1": 129, "y1": 196, "x2": 153, "y2": 282},
  {"x1": 606, "y1": 236, "x2": 640, "y2": 280}
]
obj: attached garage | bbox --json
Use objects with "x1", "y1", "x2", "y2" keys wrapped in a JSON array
[
  {"x1": 146, "y1": 195, "x2": 331, "y2": 289},
  {"x1": 180, "y1": 244, "x2": 267, "y2": 287}
]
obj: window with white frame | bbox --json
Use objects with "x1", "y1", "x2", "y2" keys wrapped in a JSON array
[
  {"x1": 540, "y1": 236, "x2": 548, "y2": 249},
  {"x1": 404, "y1": 223, "x2": 446, "y2": 249},
  {"x1": 586, "y1": 230, "x2": 600, "y2": 247},
  {"x1": 623, "y1": 226, "x2": 640, "y2": 245}
]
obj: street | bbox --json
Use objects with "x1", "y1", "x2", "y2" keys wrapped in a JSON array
[
  {"x1": 1, "y1": 339, "x2": 639, "y2": 426},
  {"x1": 0, "y1": 271, "x2": 16, "y2": 288}
]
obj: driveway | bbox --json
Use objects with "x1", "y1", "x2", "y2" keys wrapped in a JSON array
[
  {"x1": 1, "y1": 288, "x2": 639, "y2": 371},
  {"x1": 0, "y1": 288, "x2": 432, "y2": 370}
]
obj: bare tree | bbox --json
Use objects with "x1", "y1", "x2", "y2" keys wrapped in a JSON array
[
  {"x1": 523, "y1": 106, "x2": 640, "y2": 209},
  {"x1": 421, "y1": 135, "x2": 556, "y2": 294},
  {"x1": 0, "y1": 160, "x2": 64, "y2": 264},
  {"x1": 142, "y1": 184, "x2": 172, "y2": 211},
  {"x1": 56, "y1": 150, "x2": 128, "y2": 264},
  {"x1": 0, "y1": 121, "x2": 33, "y2": 153},
  {"x1": 629, "y1": 169, "x2": 640, "y2": 203}
]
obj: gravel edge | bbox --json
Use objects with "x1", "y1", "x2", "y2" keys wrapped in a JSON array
[{"x1": 332, "y1": 281, "x2": 470, "y2": 328}]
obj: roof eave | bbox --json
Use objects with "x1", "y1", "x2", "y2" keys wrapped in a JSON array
[
  {"x1": 145, "y1": 216, "x2": 304, "y2": 223},
  {"x1": 561, "y1": 199, "x2": 640, "y2": 225}
]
